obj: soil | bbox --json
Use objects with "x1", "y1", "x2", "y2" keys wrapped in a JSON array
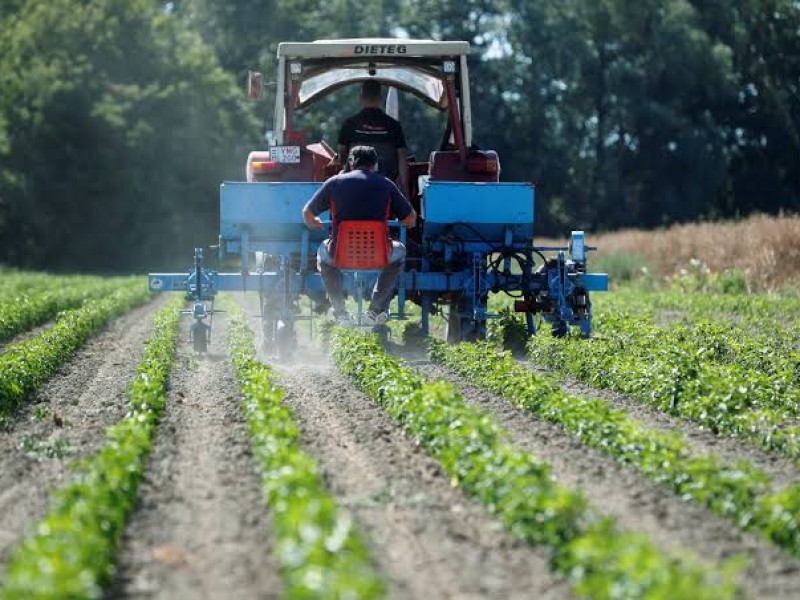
[
  {"x1": 413, "y1": 361, "x2": 800, "y2": 600},
  {"x1": 108, "y1": 315, "x2": 280, "y2": 600},
  {"x1": 276, "y1": 363, "x2": 572, "y2": 600},
  {"x1": 236, "y1": 289, "x2": 571, "y2": 600},
  {"x1": 0, "y1": 320, "x2": 57, "y2": 352},
  {"x1": 5, "y1": 288, "x2": 799, "y2": 599},
  {"x1": 0, "y1": 298, "x2": 164, "y2": 580}
]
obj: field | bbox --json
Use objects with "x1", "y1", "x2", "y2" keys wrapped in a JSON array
[
  {"x1": 1, "y1": 271, "x2": 800, "y2": 599},
  {"x1": 573, "y1": 213, "x2": 800, "y2": 293}
]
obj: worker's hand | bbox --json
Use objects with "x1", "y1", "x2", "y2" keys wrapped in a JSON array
[
  {"x1": 401, "y1": 211, "x2": 417, "y2": 229},
  {"x1": 303, "y1": 207, "x2": 325, "y2": 230}
]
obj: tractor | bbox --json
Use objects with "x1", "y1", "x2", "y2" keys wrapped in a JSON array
[{"x1": 148, "y1": 38, "x2": 608, "y2": 357}]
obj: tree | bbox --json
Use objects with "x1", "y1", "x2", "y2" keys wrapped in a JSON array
[{"x1": 0, "y1": 0, "x2": 258, "y2": 270}]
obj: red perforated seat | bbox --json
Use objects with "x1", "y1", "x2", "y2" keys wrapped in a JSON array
[{"x1": 332, "y1": 220, "x2": 391, "y2": 270}]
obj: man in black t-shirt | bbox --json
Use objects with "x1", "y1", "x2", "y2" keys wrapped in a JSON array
[
  {"x1": 337, "y1": 80, "x2": 410, "y2": 198},
  {"x1": 304, "y1": 146, "x2": 416, "y2": 326}
]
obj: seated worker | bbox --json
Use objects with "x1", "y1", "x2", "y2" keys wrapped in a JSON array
[
  {"x1": 303, "y1": 145, "x2": 416, "y2": 325},
  {"x1": 337, "y1": 80, "x2": 410, "y2": 198}
]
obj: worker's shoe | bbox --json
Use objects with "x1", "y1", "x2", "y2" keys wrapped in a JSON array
[
  {"x1": 365, "y1": 309, "x2": 388, "y2": 326},
  {"x1": 334, "y1": 312, "x2": 353, "y2": 326}
]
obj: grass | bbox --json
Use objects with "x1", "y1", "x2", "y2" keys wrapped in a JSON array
[{"x1": 582, "y1": 212, "x2": 800, "y2": 292}]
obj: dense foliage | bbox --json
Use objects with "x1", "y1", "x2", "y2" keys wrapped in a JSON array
[
  {"x1": 1, "y1": 1, "x2": 798, "y2": 270},
  {"x1": 0, "y1": 279, "x2": 149, "y2": 416},
  {"x1": 2, "y1": 297, "x2": 181, "y2": 599},
  {"x1": 527, "y1": 304, "x2": 800, "y2": 460},
  {"x1": 332, "y1": 328, "x2": 738, "y2": 599},
  {"x1": 225, "y1": 301, "x2": 385, "y2": 599},
  {"x1": 0, "y1": 0, "x2": 257, "y2": 271},
  {"x1": 0, "y1": 276, "x2": 127, "y2": 343},
  {"x1": 431, "y1": 339, "x2": 800, "y2": 555}
]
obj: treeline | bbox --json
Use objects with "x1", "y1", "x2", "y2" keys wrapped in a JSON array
[{"x1": 0, "y1": 0, "x2": 798, "y2": 271}]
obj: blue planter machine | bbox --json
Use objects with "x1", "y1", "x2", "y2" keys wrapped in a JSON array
[{"x1": 148, "y1": 39, "x2": 608, "y2": 356}]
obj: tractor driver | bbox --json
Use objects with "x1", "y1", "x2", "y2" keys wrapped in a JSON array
[
  {"x1": 303, "y1": 145, "x2": 416, "y2": 326},
  {"x1": 336, "y1": 80, "x2": 411, "y2": 199}
]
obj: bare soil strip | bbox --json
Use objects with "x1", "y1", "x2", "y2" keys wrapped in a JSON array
[
  {"x1": 0, "y1": 320, "x2": 56, "y2": 353},
  {"x1": 276, "y1": 361, "x2": 572, "y2": 600},
  {"x1": 528, "y1": 363, "x2": 800, "y2": 489},
  {"x1": 416, "y1": 361, "x2": 800, "y2": 600},
  {"x1": 109, "y1": 315, "x2": 280, "y2": 600},
  {"x1": 0, "y1": 298, "x2": 162, "y2": 580}
]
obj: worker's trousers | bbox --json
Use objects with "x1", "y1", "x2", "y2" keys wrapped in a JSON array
[{"x1": 317, "y1": 239, "x2": 406, "y2": 316}]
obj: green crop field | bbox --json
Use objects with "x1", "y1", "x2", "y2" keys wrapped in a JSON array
[{"x1": 1, "y1": 269, "x2": 799, "y2": 599}]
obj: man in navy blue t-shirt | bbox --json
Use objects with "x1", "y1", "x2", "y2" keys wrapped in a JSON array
[{"x1": 303, "y1": 145, "x2": 416, "y2": 325}]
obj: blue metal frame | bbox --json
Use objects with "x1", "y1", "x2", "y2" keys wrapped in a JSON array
[{"x1": 150, "y1": 175, "x2": 609, "y2": 351}]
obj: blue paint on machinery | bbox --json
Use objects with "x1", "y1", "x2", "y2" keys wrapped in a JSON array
[{"x1": 148, "y1": 38, "x2": 609, "y2": 357}]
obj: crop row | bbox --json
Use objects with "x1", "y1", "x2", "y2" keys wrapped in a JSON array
[
  {"x1": 430, "y1": 340, "x2": 800, "y2": 556},
  {"x1": 596, "y1": 286, "x2": 800, "y2": 326},
  {"x1": 332, "y1": 329, "x2": 737, "y2": 599},
  {"x1": 2, "y1": 297, "x2": 183, "y2": 599},
  {"x1": 0, "y1": 271, "x2": 109, "y2": 296},
  {"x1": 0, "y1": 277, "x2": 134, "y2": 343},
  {"x1": 0, "y1": 280, "x2": 150, "y2": 417},
  {"x1": 595, "y1": 311, "x2": 800, "y2": 403},
  {"x1": 225, "y1": 302, "x2": 384, "y2": 599},
  {"x1": 528, "y1": 310, "x2": 800, "y2": 460}
]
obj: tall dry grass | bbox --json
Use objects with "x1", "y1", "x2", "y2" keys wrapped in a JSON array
[{"x1": 582, "y1": 213, "x2": 800, "y2": 291}]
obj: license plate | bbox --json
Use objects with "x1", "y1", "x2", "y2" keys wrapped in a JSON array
[{"x1": 271, "y1": 145, "x2": 301, "y2": 164}]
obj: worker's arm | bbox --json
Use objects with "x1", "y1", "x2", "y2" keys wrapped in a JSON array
[
  {"x1": 396, "y1": 147, "x2": 410, "y2": 198},
  {"x1": 303, "y1": 205, "x2": 324, "y2": 230},
  {"x1": 302, "y1": 182, "x2": 331, "y2": 230},
  {"x1": 388, "y1": 179, "x2": 416, "y2": 229},
  {"x1": 401, "y1": 208, "x2": 417, "y2": 229}
]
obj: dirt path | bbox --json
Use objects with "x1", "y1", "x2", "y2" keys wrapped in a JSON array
[
  {"x1": 414, "y1": 361, "x2": 800, "y2": 600},
  {"x1": 526, "y1": 362, "x2": 800, "y2": 489},
  {"x1": 0, "y1": 298, "x2": 162, "y2": 580},
  {"x1": 276, "y1": 362, "x2": 572, "y2": 600},
  {"x1": 109, "y1": 315, "x2": 280, "y2": 600},
  {"x1": 0, "y1": 320, "x2": 56, "y2": 352}
]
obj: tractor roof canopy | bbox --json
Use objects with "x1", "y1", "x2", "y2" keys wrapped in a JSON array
[{"x1": 273, "y1": 38, "x2": 474, "y2": 146}]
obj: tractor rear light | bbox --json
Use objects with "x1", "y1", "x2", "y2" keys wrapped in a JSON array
[
  {"x1": 467, "y1": 156, "x2": 498, "y2": 173},
  {"x1": 251, "y1": 160, "x2": 282, "y2": 174}
]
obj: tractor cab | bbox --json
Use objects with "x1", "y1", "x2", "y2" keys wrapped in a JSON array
[{"x1": 246, "y1": 38, "x2": 499, "y2": 213}]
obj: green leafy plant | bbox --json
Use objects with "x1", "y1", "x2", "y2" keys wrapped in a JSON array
[
  {"x1": 528, "y1": 308, "x2": 800, "y2": 460},
  {"x1": 0, "y1": 280, "x2": 150, "y2": 417},
  {"x1": 431, "y1": 339, "x2": 800, "y2": 555},
  {"x1": 332, "y1": 328, "x2": 738, "y2": 599},
  {"x1": 19, "y1": 435, "x2": 73, "y2": 459},
  {"x1": 0, "y1": 276, "x2": 132, "y2": 343},
  {"x1": 2, "y1": 296, "x2": 182, "y2": 599},
  {"x1": 225, "y1": 300, "x2": 385, "y2": 600}
]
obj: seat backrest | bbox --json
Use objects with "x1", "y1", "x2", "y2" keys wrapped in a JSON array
[{"x1": 333, "y1": 220, "x2": 390, "y2": 270}]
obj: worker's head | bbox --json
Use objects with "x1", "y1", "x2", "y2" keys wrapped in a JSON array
[
  {"x1": 359, "y1": 80, "x2": 382, "y2": 108},
  {"x1": 348, "y1": 145, "x2": 379, "y2": 171}
]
